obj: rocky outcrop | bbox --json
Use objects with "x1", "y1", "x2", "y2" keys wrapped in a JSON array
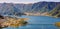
[{"x1": 0, "y1": 15, "x2": 28, "y2": 27}]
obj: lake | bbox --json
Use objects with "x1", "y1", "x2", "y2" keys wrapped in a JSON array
[{"x1": 3, "y1": 16, "x2": 60, "y2": 29}]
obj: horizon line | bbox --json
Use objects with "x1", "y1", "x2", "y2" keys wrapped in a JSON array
[{"x1": 0, "y1": 1, "x2": 60, "y2": 4}]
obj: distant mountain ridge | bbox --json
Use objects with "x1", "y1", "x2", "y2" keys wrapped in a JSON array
[{"x1": 0, "y1": 2, "x2": 60, "y2": 17}]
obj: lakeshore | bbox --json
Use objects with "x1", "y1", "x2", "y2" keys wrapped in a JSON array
[
  {"x1": 0, "y1": 15, "x2": 60, "y2": 29},
  {"x1": 0, "y1": 15, "x2": 28, "y2": 28}
]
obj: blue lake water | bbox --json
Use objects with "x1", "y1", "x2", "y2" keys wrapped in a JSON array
[{"x1": 3, "y1": 16, "x2": 60, "y2": 29}]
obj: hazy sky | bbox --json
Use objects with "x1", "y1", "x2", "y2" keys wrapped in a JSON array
[{"x1": 0, "y1": 0, "x2": 60, "y2": 4}]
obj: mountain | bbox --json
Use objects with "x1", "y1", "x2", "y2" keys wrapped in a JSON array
[
  {"x1": 31, "y1": 2, "x2": 60, "y2": 13},
  {"x1": 0, "y1": 3, "x2": 25, "y2": 16},
  {"x1": 49, "y1": 4, "x2": 60, "y2": 17},
  {"x1": 0, "y1": 2, "x2": 60, "y2": 17}
]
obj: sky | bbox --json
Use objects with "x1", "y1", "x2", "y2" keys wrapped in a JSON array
[{"x1": 0, "y1": 0, "x2": 60, "y2": 4}]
